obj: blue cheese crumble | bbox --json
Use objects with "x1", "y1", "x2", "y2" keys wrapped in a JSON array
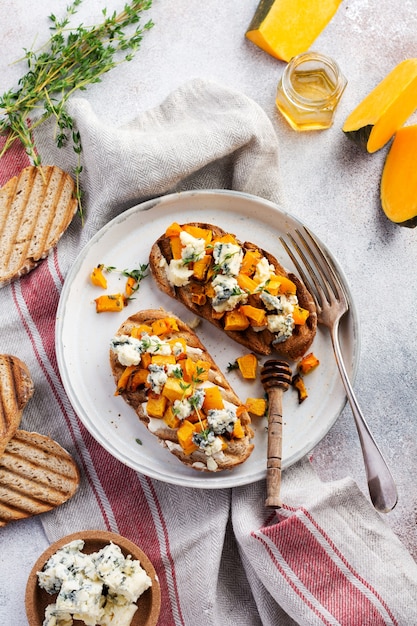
[
  {"x1": 37, "y1": 539, "x2": 152, "y2": 626},
  {"x1": 110, "y1": 333, "x2": 171, "y2": 366},
  {"x1": 212, "y1": 241, "x2": 243, "y2": 275},
  {"x1": 180, "y1": 230, "x2": 206, "y2": 264},
  {"x1": 211, "y1": 275, "x2": 247, "y2": 313}
]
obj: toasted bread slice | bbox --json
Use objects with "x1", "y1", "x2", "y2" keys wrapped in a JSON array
[
  {"x1": 0, "y1": 430, "x2": 80, "y2": 526},
  {"x1": 0, "y1": 165, "x2": 77, "y2": 288},
  {"x1": 110, "y1": 309, "x2": 254, "y2": 472},
  {"x1": 0, "y1": 354, "x2": 34, "y2": 456},
  {"x1": 149, "y1": 223, "x2": 317, "y2": 360}
]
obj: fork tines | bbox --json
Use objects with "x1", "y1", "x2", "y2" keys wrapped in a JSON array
[{"x1": 279, "y1": 227, "x2": 348, "y2": 310}]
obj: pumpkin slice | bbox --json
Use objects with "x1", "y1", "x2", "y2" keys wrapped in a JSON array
[
  {"x1": 380, "y1": 125, "x2": 417, "y2": 228},
  {"x1": 245, "y1": 0, "x2": 342, "y2": 62},
  {"x1": 343, "y1": 59, "x2": 417, "y2": 153}
]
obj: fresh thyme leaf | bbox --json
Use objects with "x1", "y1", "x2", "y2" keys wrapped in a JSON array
[
  {"x1": 192, "y1": 365, "x2": 206, "y2": 385},
  {"x1": 0, "y1": 0, "x2": 154, "y2": 217},
  {"x1": 227, "y1": 361, "x2": 239, "y2": 372},
  {"x1": 122, "y1": 263, "x2": 149, "y2": 282}
]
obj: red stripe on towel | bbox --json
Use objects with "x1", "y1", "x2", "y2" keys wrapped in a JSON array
[
  {"x1": 0, "y1": 133, "x2": 31, "y2": 185},
  {"x1": 256, "y1": 513, "x2": 395, "y2": 625}
]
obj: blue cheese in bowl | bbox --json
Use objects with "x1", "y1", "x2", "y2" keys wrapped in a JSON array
[{"x1": 37, "y1": 539, "x2": 152, "y2": 626}]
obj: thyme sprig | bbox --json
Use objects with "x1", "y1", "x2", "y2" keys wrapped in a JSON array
[{"x1": 0, "y1": 0, "x2": 154, "y2": 213}]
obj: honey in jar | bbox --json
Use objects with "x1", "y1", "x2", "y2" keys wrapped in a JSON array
[{"x1": 276, "y1": 52, "x2": 347, "y2": 131}]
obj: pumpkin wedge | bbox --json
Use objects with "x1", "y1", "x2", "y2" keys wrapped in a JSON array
[
  {"x1": 245, "y1": 0, "x2": 342, "y2": 62},
  {"x1": 380, "y1": 125, "x2": 417, "y2": 228},
  {"x1": 343, "y1": 59, "x2": 417, "y2": 153}
]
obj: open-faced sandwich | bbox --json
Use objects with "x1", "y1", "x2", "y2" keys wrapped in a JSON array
[
  {"x1": 110, "y1": 309, "x2": 254, "y2": 472},
  {"x1": 149, "y1": 222, "x2": 317, "y2": 360}
]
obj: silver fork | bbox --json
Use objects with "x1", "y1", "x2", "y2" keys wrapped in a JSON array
[{"x1": 280, "y1": 226, "x2": 398, "y2": 513}]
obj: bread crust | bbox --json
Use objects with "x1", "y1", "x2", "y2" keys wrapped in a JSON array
[
  {"x1": 149, "y1": 223, "x2": 317, "y2": 360},
  {"x1": 110, "y1": 309, "x2": 254, "y2": 472},
  {"x1": 0, "y1": 354, "x2": 34, "y2": 456}
]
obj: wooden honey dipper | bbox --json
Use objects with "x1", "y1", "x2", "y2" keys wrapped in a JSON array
[{"x1": 260, "y1": 359, "x2": 292, "y2": 508}]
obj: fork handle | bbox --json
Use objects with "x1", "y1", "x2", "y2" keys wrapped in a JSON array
[
  {"x1": 330, "y1": 323, "x2": 398, "y2": 513},
  {"x1": 265, "y1": 387, "x2": 283, "y2": 508}
]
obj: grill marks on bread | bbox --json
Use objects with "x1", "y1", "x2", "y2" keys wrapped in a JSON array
[
  {"x1": 0, "y1": 355, "x2": 80, "y2": 525},
  {"x1": 0, "y1": 354, "x2": 34, "y2": 456},
  {"x1": 0, "y1": 165, "x2": 77, "y2": 287},
  {"x1": 0, "y1": 431, "x2": 80, "y2": 526}
]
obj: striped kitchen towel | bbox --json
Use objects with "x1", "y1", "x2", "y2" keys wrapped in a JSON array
[{"x1": 2, "y1": 79, "x2": 417, "y2": 625}]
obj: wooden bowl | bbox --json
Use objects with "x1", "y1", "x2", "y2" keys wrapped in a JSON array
[{"x1": 25, "y1": 530, "x2": 161, "y2": 626}]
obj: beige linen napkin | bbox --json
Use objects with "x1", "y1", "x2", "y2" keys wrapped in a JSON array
[{"x1": 3, "y1": 78, "x2": 417, "y2": 625}]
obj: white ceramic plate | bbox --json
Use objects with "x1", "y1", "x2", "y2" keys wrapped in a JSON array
[{"x1": 56, "y1": 190, "x2": 359, "y2": 488}]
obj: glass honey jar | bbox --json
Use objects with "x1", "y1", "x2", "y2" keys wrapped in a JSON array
[{"x1": 276, "y1": 52, "x2": 347, "y2": 131}]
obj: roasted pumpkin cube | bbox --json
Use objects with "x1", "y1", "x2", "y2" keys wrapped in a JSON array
[
  {"x1": 239, "y1": 304, "x2": 267, "y2": 327},
  {"x1": 192, "y1": 255, "x2": 212, "y2": 281},
  {"x1": 95, "y1": 293, "x2": 125, "y2": 313},
  {"x1": 129, "y1": 368, "x2": 149, "y2": 391},
  {"x1": 167, "y1": 337, "x2": 187, "y2": 356},
  {"x1": 125, "y1": 276, "x2": 139, "y2": 297},
  {"x1": 162, "y1": 377, "x2": 192, "y2": 402},
  {"x1": 224, "y1": 309, "x2": 250, "y2": 332},
  {"x1": 212, "y1": 233, "x2": 238, "y2": 245},
  {"x1": 90, "y1": 265, "x2": 107, "y2": 289},
  {"x1": 240, "y1": 249, "x2": 262, "y2": 276},
  {"x1": 205, "y1": 283, "x2": 215, "y2": 299},
  {"x1": 203, "y1": 386, "x2": 224, "y2": 411},
  {"x1": 152, "y1": 317, "x2": 179, "y2": 336},
  {"x1": 245, "y1": 397, "x2": 267, "y2": 417},
  {"x1": 191, "y1": 292, "x2": 207, "y2": 306},
  {"x1": 130, "y1": 324, "x2": 152, "y2": 338},
  {"x1": 163, "y1": 405, "x2": 181, "y2": 429},
  {"x1": 146, "y1": 395, "x2": 167, "y2": 418},
  {"x1": 151, "y1": 354, "x2": 177, "y2": 366},
  {"x1": 140, "y1": 352, "x2": 152, "y2": 369},
  {"x1": 177, "y1": 420, "x2": 198, "y2": 455},
  {"x1": 182, "y1": 224, "x2": 213, "y2": 245},
  {"x1": 233, "y1": 419, "x2": 245, "y2": 439},
  {"x1": 263, "y1": 275, "x2": 282, "y2": 296},
  {"x1": 292, "y1": 305, "x2": 310, "y2": 325},
  {"x1": 292, "y1": 374, "x2": 308, "y2": 403},
  {"x1": 170, "y1": 236, "x2": 183, "y2": 260},
  {"x1": 236, "y1": 353, "x2": 258, "y2": 379},
  {"x1": 298, "y1": 352, "x2": 320, "y2": 375},
  {"x1": 237, "y1": 273, "x2": 258, "y2": 294},
  {"x1": 115, "y1": 365, "x2": 137, "y2": 395},
  {"x1": 182, "y1": 357, "x2": 196, "y2": 383},
  {"x1": 277, "y1": 275, "x2": 297, "y2": 295},
  {"x1": 165, "y1": 221, "x2": 183, "y2": 238},
  {"x1": 193, "y1": 359, "x2": 211, "y2": 383}
]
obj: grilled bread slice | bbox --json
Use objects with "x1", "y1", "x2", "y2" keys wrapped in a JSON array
[
  {"x1": 0, "y1": 354, "x2": 34, "y2": 456},
  {"x1": 149, "y1": 222, "x2": 317, "y2": 360},
  {"x1": 0, "y1": 430, "x2": 80, "y2": 526},
  {"x1": 110, "y1": 309, "x2": 254, "y2": 472},
  {"x1": 0, "y1": 165, "x2": 77, "y2": 288}
]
